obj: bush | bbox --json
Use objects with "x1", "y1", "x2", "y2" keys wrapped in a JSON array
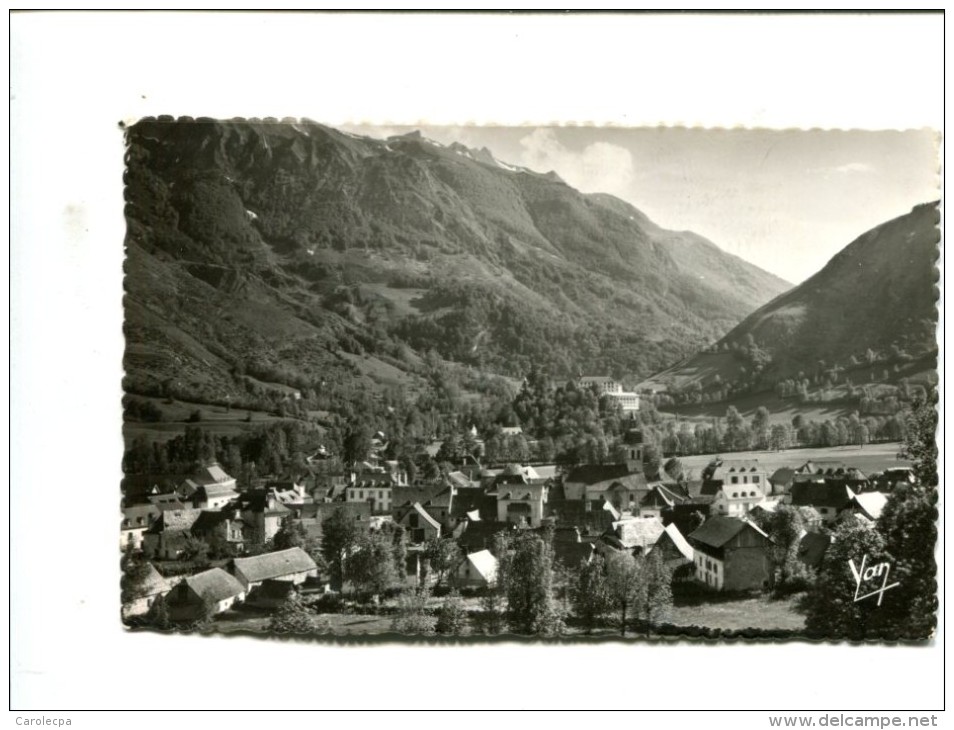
[
  {"x1": 435, "y1": 592, "x2": 467, "y2": 635},
  {"x1": 311, "y1": 592, "x2": 346, "y2": 613}
]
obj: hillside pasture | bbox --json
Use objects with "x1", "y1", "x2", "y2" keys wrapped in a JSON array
[
  {"x1": 676, "y1": 441, "x2": 910, "y2": 476},
  {"x1": 123, "y1": 395, "x2": 313, "y2": 446},
  {"x1": 638, "y1": 351, "x2": 742, "y2": 392},
  {"x1": 661, "y1": 391, "x2": 855, "y2": 427}
]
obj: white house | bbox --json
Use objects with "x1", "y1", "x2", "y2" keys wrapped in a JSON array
[
  {"x1": 712, "y1": 483, "x2": 766, "y2": 517},
  {"x1": 454, "y1": 550, "x2": 498, "y2": 589},
  {"x1": 164, "y1": 568, "x2": 247, "y2": 621}
]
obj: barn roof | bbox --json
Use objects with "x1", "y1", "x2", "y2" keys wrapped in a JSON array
[
  {"x1": 178, "y1": 568, "x2": 245, "y2": 603},
  {"x1": 790, "y1": 482, "x2": 855, "y2": 510},
  {"x1": 655, "y1": 523, "x2": 694, "y2": 562},
  {"x1": 412, "y1": 503, "x2": 442, "y2": 531},
  {"x1": 232, "y1": 548, "x2": 317, "y2": 584},
  {"x1": 688, "y1": 516, "x2": 768, "y2": 549},
  {"x1": 612, "y1": 517, "x2": 665, "y2": 549},
  {"x1": 851, "y1": 492, "x2": 889, "y2": 521},
  {"x1": 464, "y1": 550, "x2": 498, "y2": 582}
]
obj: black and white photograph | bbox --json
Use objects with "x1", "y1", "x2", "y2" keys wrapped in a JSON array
[
  {"x1": 10, "y1": 9, "x2": 945, "y2": 717},
  {"x1": 118, "y1": 118, "x2": 939, "y2": 642}
]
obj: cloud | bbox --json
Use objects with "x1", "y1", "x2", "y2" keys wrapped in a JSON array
[{"x1": 518, "y1": 128, "x2": 636, "y2": 197}]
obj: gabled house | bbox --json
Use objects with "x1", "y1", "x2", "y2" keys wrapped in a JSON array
[
  {"x1": 391, "y1": 486, "x2": 454, "y2": 530},
  {"x1": 700, "y1": 459, "x2": 768, "y2": 497},
  {"x1": 711, "y1": 482, "x2": 766, "y2": 518},
  {"x1": 848, "y1": 491, "x2": 889, "y2": 522},
  {"x1": 454, "y1": 549, "x2": 498, "y2": 589},
  {"x1": 121, "y1": 503, "x2": 161, "y2": 551},
  {"x1": 687, "y1": 516, "x2": 773, "y2": 592},
  {"x1": 191, "y1": 482, "x2": 241, "y2": 510},
  {"x1": 453, "y1": 519, "x2": 513, "y2": 554},
  {"x1": 496, "y1": 483, "x2": 548, "y2": 527},
  {"x1": 232, "y1": 488, "x2": 292, "y2": 544},
  {"x1": 266, "y1": 480, "x2": 311, "y2": 507},
  {"x1": 141, "y1": 508, "x2": 203, "y2": 560},
  {"x1": 177, "y1": 463, "x2": 238, "y2": 506},
  {"x1": 450, "y1": 488, "x2": 498, "y2": 524},
  {"x1": 346, "y1": 477, "x2": 395, "y2": 514},
  {"x1": 604, "y1": 516, "x2": 665, "y2": 555},
  {"x1": 164, "y1": 568, "x2": 246, "y2": 621},
  {"x1": 396, "y1": 502, "x2": 442, "y2": 543},
  {"x1": 230, "y1": 547, "x2": 319, "y2": 591},
  {"x1": 650, "y1": 523, "x2": 695, "y2": 582},
  {"x1": 787, "y1": 482, "x2": 856, "y2": 523},
  {"x1": 794, "y1": 461, "x2": 869, "y2": 489},
  {"x1": 562, "y1": 464, "x2": 648, "y2": 512},
  {"x1": 638, "y1": 482, "x2": 691, "y2": 520},
  {"x1": 190, "y1": 508, "x2": 249, "y2": 551},
  {"x1": 149, "y1": 493, "x2": 188, "y2": 511}
]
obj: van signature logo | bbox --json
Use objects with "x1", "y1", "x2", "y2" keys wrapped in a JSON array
[{"x1": 848, "y1": 554, "x2": 900, "y2": 605}]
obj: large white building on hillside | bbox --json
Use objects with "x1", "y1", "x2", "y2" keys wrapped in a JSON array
[{"x1": 578, "y1": 376, "x2": 640, "y2": 413}]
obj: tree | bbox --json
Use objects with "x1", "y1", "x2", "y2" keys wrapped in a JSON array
[
  {"x1": 474, "y1": 589, "x2": 506, "y2": 635},
  {"x1": 120, "y1": 543, "x2": 154, "y2": 605},
  {"x1": 898, "y1": 395, "x2": 938, "y2": 487},
  {"x1": 343, "y1": 425, "x2": 372, "y2": 467},
  {"x1": 424, "y1": 538, "x2": 463, "y2": 588},
  {"x1": 752, "y1": 406, "x2": 771, "y2": 450},
  {"x1": 769, "y1": 424, "x2": 790, "y2": 451},
  {"x1": 604, "y1": 550, "x2": 642, "y2": 636},
  {"x1": 751, "y1": 504, "x2": 812, "y2": 593},
  {"x1": 391, "y1": 588, "x2": 436, "y2": 635},
  {"x1": 636, "y1": 550, "x2": 673, "y2": 625},
  {"x1": 180, "y1": 535, "x2": 211, "y2": 565},
  {"x1": 321, "y1": 508, "x2": 362, "y2": 589},
  {"x1": 642, "y1": 444, "x2": 662, "y2": 478},
  {"x1": 874, "y1": 482, "x2": 938, "y2": 639},
  {"x1": 144, "y1": 593, "x2": 172, "y2": 631},
  {"x1": 500, "y1": 531, "x2": 564, "y2": 636},
  {"x1": 435, "y1": 591, "x2": 467, "y2": 635},
  {"x1": 803, "y1": 516, "x2": 891, "y2": 640},
  {"x1": 571, "y1": 554, "x2": 611, "y2": 633},
  {"x1": 348, "y1": 529, "x2": 400, "y2": 601}
]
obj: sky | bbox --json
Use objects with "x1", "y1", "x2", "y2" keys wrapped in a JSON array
[{"x1": 341, "y1": 124, "x2": 940, "y2": 285}]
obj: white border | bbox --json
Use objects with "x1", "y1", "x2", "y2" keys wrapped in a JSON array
[{"x1": 8, "y1": 10, "x2": 945, "y2": 716}]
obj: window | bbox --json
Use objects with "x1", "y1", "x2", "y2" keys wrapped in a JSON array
[
  {"x1": 743, "y1": 476, "x2": 749, "y2": 484},
  {"x1": 731, "y1": 476, "x2": 739, "y2": 484},
  {"x1": 732, "y1": 492, "x2": 738, "y2": 498},
  {"x1": 752, "y1": 476, "x2": 760, "y2": 484}
]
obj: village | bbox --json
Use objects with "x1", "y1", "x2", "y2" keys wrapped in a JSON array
[{"x1": 120, "y1": 375, "x2": 924, "y2": 637}]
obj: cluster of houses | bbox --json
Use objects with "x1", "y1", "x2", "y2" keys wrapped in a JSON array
[{"x1": 122, "y1": 424, "x2": 916, "y2": 622}]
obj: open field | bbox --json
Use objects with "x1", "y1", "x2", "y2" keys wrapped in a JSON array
[
  {"x1": 668, "y1": 594, "x2": 806, "y2": 632},
  {"x1": 123, "y1": 395, "x2": 314, "y2": 446},
  {"x1": 661, "y1": 391, "x2": 857, "y2": 427},
  {"x1": 208, "y1": 592, "x2": 807, "y2": 637},
  {"x1": 677, "y1": 441, "x2": 910, "y2": 476}
]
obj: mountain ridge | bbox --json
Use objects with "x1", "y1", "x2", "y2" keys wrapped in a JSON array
[
  {"x1": 123, "y1": 117, "x2": 791, "y2": 412},
  {"x1": 640, "y1": 201, "x2": 940, "y2": 403}
]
